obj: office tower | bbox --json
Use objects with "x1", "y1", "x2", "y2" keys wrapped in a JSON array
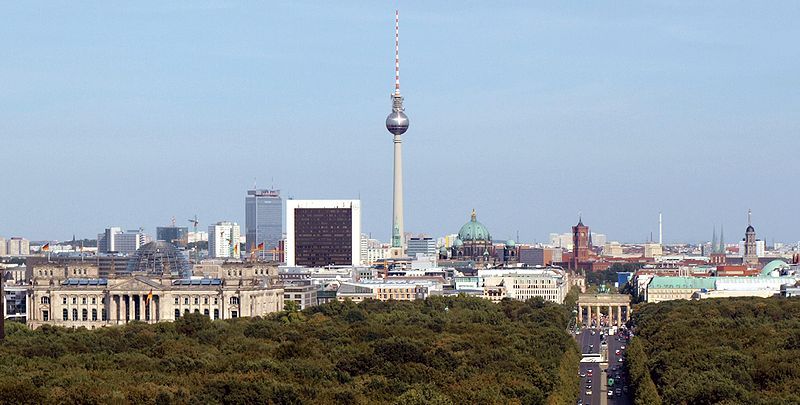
[
  {"x1": 407, "y1": 237, "x2": 437, "y2": 257},
  {"x1": 0, "y1": 238, "x2": 6, "y2": 256},
  {"x1": 285, "y1": 200, "x2": 361, "y2": 267},
  {"x1": 97, "y1": 228, "x2": 149, "y2": 254},
  {"x1": 385, "y1": 10, "x2": 409, "y2": 252},
  {"x1": 208, "y1": 222, "x2": 241, "y2": 259},
  {"x1": 6, "y1": 237, "x2": 30, "y2": 256},
  {"x1": 156, "y1": 226, "x2": 189, "y2": 248},
  {"x1": 245, "y1": 189, "x2": 283, "y2": 254}
]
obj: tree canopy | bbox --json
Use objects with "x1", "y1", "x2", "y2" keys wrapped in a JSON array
[
  {"x1": 628, "y1": 297, "x2": 800, "y2": 405},
  {"x1": 0, "y1": 296, "x2": 580, "y2": 404}
]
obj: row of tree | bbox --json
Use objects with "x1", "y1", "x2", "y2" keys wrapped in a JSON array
[
  {"x1": 627, "y1": 297, "x2": 800, "y2": 404},
  {"x1": 0, "y1": 295, "x2": 581, "y2": 404}
]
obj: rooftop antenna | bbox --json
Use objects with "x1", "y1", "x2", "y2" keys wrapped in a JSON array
[
  {"x1": 253, "y1": 178, "x2": 257, "y2": 189},
  {"x1": 748, "y1": 208, "x2": 752, "y2": 226}
]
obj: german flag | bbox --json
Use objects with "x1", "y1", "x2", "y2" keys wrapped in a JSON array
[
  {"x1": 146, "y1": 290, "x2": 153, "y2": 304},
  {"x1": 41, "y1": 243, "x2": 50, "y2": 252},
  {"x1": 257, "y1": 242, "x2": 265, "y2": 251}
]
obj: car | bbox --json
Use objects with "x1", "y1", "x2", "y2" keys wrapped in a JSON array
[
  {"x1": 589, "y1": 344, "x2": 594, "y2": 350},
  {"x1": 612, "y1": 365, "x2": 618, "y2": 371},
  {"x1": 586, "y1": 384, "x2": 592, "y2": 390},
  {"x1": 579, "y1": 372, "x2": 586, "y2": 378},
  {"x1": 577, "y1": 400, "x2": 583, "y2": 405},
  {"x1": 615, "y1": 349, "x2": 621, "y2": 355},
  {"x1": 586, "y1": 390, "x2": 592, "y2": 396},
  {"x1": 587, "y1": 370, "x2": 593, "y2": 376},
  {"x1": 587, "y1": 379, "x2": 592, "y2": 385},
  {"x1": 591, "y1": 330, "x2": 596, "y2": 335},
  {"x1": 607, "y1": 390, "x2": 614, "y2": 398},
  {"x1": 618, "y1": 357, "x2": 624, "y2": 363},
  {"x1": 615, "y1": 388, "x2": 622, "y2": 395},
  {"x1": 620, "y1": 345, "x2": 626, "y2": 350}
]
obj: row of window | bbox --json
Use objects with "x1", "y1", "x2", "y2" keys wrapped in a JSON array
[
  {"x1": 172, "y1": 296, "x2": 239, "y2": 305},
  {"x1": 173, "y1": 308, "x2": 236, "y2": 319},
  {"x1": 41, "y1": 296, "x2": 103, "y2": 305},
  {"x1": 41, "y1": 308, "x2": 107, "y2": 322}
]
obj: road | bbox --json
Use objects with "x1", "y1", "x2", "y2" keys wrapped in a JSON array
[
  {"x1": 576, "y1": 327, "x2": 632, "y2": 405},
  {"x1": 606, "y1": 330, "x2": 632, "y2": 405}
]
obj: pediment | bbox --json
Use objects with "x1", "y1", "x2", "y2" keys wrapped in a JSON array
[{"x1": 108, "y1": 276, "x2": 165, "y2": 292}]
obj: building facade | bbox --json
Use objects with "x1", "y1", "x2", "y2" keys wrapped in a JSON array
[
  {"x1": 285, "y1": 200, "x2": 361, "y2": 267},
  {"x1": 208, "y1": 222, "x2": 241, "y2": 259},
  {"x1": 245, "y1": 189, "x2": 283, "y2": 255},
  {"x1": 27, "y1": 262, "x2": 283, "y2": 329},
  {"x1": 97, "y1": 228, "x2": 149, "y2": 254},
  {"x1": 407, "y1": 237, "x2": 437, "y2": 258},
  {"x1": 156, "y1": 226, "x2": 189, "y2": 248}
]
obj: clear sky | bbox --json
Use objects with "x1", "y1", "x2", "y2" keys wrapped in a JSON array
[{"x1": 2, "y1": 1, "x2": 798, "y2": 244}]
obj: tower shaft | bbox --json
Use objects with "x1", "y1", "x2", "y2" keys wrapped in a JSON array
[{"x1": 392, "y1": 133, "x2": 404, "y2": 249}]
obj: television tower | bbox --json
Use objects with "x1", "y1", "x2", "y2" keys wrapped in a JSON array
[{"x1": 386, "y1": 10, "x2": 409, "y2": 251}]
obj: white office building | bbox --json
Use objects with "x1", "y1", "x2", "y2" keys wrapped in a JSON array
[
  {"x1": 97, "y1": 228, "x2": 149, "y2": 254},
  {"x1": 208, "y1": 222, "x2": 241, "y2": 259}
]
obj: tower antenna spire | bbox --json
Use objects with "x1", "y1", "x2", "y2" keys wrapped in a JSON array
[
  {"x1": 395, "y1": 9, "x2": 400, "y2": 95},
  {"x1": 748, "y1": 208, "x2": 752, "y2": 226}
]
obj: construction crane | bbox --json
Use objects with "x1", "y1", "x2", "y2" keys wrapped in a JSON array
[{"x1": 188, "y1": 215, "x2": 199, "y2": 263}]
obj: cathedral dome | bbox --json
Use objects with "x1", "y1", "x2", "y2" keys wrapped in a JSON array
[
  {"x1": 125, "y1": 241, "x2": 191, "y2": 277},
  {"x1": 458, "y1": 210, "x2": 491, "y2": 242},
  {"x1": 505, "y1": 240, "x2": 516, "y2": 248},
  {"x1": 453, "y1": 238, "x2": 464, "y2": 247}
]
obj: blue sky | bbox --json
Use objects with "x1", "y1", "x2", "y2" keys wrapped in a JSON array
[{"x1": 1, "y1": 1, "x2": 798, "y2": 244}]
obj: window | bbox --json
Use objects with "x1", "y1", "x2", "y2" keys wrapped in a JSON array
[
  {"x1": 63, "y1": 309, "x2": 68, "y2": 321},
  {"x1": 62, "y1": 297, "x2": 67, "y2": 305},
  {"x1": 214, "y1": 298, "x2": 218, "y2": 305},
  {"x1": 174, "y1": 297, "x2": 179, "y2": 305},
  {"x1": 203, "y1": 297, "x2": 208, "y2": 305},
  {"x1": 184, "y1": 309, "x2": 189, "y2": 314},
  {"x1": 231, "y1": 310, "x2": 238, "y2": 318},
  {"x1": 204, "y1": 309, "x2": 210, "y2": 317},
  {"x1": 72, "y1": 297, "x2": 77, "y2": 305},
  {"x1": 194, "y1": 297, "x2": 199, "y2": 305},
  {"x1": 230, "y1": 297, "x2": 239, "y2": 305},
  {"x1": 102, "y1": 309, "x2": 107, "y2": 321},
  {"x1": 91, "y1": 297, "x2": 96, "y2": 304},
  {"x1": 72, "y1": 309, "x2": 78, "y2": 321},
  {"x1": 213, "y1": 309, "x2": 219, "y2": 319},
  {"x1": 82, "y1": 309, "x2": 88, "y2": 321},
  {"x1": 41, "y1": 297, "x2": 50, "y2": 304},
  {"x1": 92, "y1": 309, "x2": 97, "y2": 321},
  {"x1": 82, "y1": 297, "x2": 87, "y2": 305},
  {"x1": 42, "y1": 310, "x2": 49, "y2": 321},
  {"x1": 174, "y1": 309, "x2": 180, "y2": 319},
  {"x1": 184, "y1": 297, "x2": 189, "y2": 305}
]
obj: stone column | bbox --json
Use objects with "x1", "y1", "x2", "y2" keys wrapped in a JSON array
[
  {"x1": 616, "y1": 306, "x2": 622, "y2": 327},
  {"x1": 577, "y1": 304, "x2": 582, "y2": 324},
  {"x1": 127, "y1": 294, "x2": 133, "y2": 322}
]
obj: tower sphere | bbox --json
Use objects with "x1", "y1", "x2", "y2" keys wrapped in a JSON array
[{"x1": 386, "y1": 110, "x2": 409, "y2": 135}]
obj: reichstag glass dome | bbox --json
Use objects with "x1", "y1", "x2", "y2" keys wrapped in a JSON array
[{"x1": 125, "y1": 241, "x2": 191, "y2": 278}]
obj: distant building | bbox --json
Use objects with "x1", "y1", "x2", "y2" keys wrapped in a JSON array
[
  {"x1": 643, "y1": 243, "x2": 663, "y2": 258},
  {"x1": 519, "y1": 247, "x2": 561, "y2": 266},
  {"x1": 0, "y1": 238, "x2": 6, "y2": 256},
  {"x1": 245, "y1": 189, "x2": 283, "y2": 254},
  {"x1": 156, "y1": 226, "x2": 189, "y2": 248},
  {"x1": 742, "y1": 210, "x2": 760, "y2": 266},
  {"x1": 571, "y1": 218, "x2": 590, "y2": 270},
  {"x1": 407, "y1": 237, "x2": 437, "y2": 257},
  {"x1": 285, "y1": 200, "x2": 361, "y2": 267},
  {"x1": 603, "y1": 242, "x2": 623, "y2": 257},
  {"x1": 6, "y1": 237, "x2": 29, "y2": 256},
  {"x1": 208, "y1": 222, "x2": 241, "y2": 259},
  {"x1": 188, "y1": 231, "x2": 208, "y2": 243},
  {"x1": 97, "y1": 228, "x2": 149, "y2": 254},
  {"x1": 455, "y1": 267, "x2": 569, "y2": 304}
]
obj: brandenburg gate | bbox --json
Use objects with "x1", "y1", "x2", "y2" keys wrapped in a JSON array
[{"x1": 577, "y1": 293, "x2": 631, "y2": 327}]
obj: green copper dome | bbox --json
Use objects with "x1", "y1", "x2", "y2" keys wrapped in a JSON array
[
  {"x1": 453, "y1": 238, "x2": 464, "y2": 247},
  {"x1": 458, "y1": 210, "x2": 491, "y2": 242},
  {"x1": 505, "y1": 240, "x2": 516, "y2": 248},
  {"x1": 760, "y1": 259, "x2": 789, "y2": 277}
]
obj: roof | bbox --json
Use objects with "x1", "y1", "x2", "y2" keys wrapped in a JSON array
[
  {"x1": 760, "y1": 259, "x2": 789, "y2": 276},
  {"x1": 647, "y1": 276, "x2": 716, "y2": 290},
  {"x1": 458, "y1": 210, "x2": 491, "y2": 242},
  {"x1": 171, "y1": 278, "x2": 223, "y2": 286},
  {"x1": 61, "y1": 278, "x2": 108, "y2": 286}
]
